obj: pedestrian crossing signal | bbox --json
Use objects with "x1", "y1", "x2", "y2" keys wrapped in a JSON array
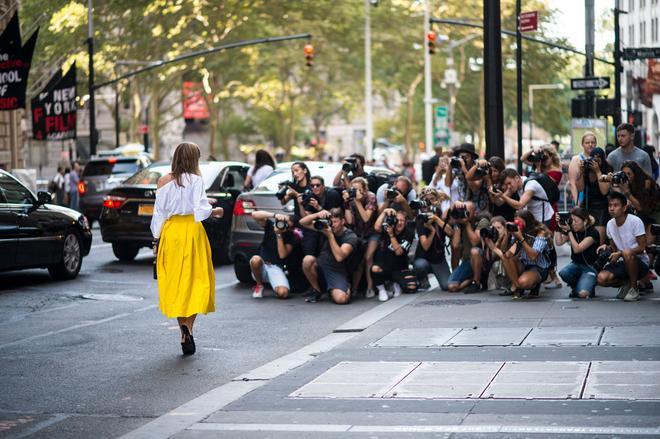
[
  {"x1": 427, "y1": 31, "x2": 436, "y2": 55},
  {"x1": 304, "y1": 44, "x2": 314, "y2": 67}
]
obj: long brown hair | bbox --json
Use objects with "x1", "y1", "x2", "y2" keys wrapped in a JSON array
[
  {"x1": 515, "y1": 209, "x2": 550, "y2": 237},
  {"x1": 171, "y1": 142, "x2": 201, "y2": 187}
]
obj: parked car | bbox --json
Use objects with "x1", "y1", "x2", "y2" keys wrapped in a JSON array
[
  {"x1": 99, "y1": 161, "x2": 250, "y2": 263},
  {"x1": 229, "y1": 162, "x2": 396, "y2": 283},
  {"x1": 78, "y1": 155, "x2": 152, "y2": 225},
  {"x1": 0, "y1": 169, "x2": 92, "y2": 279}
]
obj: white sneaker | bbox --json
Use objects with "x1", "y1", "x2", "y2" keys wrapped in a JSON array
[
  {"x1": 392, "y1": 283, "x2": 402, "y2": 297},
  {"x1": 365, "y1": 288, "x2": 375, "y2": 299},
  {"x1": 252, "y1": 284, "x2": 264, "y2": 299},
  {"x1": 377, "y1": 286, "x2": 389, "y2": 302},
  {"x1": 623, "y1": 288, "x2": 640, "y2": 302},
  {"x1": 616, "y1": 285, "x2": 630, "y2": 300}
]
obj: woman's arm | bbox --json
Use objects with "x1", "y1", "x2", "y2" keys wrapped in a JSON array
[{"x1": 569, "y1": 232, "x2": 595, "y2": 254}]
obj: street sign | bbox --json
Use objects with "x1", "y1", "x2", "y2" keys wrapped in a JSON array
[
  {"x1": 519, "y1": 11, "x2": 538, "y2": 32},
  {"x1": 570, "y1": 77, "x2": 610, "y2": 90},
  {"x1": 622, "y1": 47, "x2": 660, "y2": 61},
  {"x1": 434, "y1": 106, "x2": 449, "y2": 144}
]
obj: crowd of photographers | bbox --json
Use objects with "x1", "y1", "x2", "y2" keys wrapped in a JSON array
[{"x1": 247, "y1": 122, "x2": 660, "y2": 304}]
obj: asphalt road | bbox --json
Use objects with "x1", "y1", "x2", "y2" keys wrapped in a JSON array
[{"x1": 0, "y1": 227, "x2": 380, "y2": 438}]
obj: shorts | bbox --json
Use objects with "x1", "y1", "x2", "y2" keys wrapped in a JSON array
[
  {"x1": 523, "y1": 264, "x2": 549, "y2": 283},
  {"x1": 255, "y1": 263, "x2": 290, "y2": 289},
  {"x1": 317, "y1": 265, "x2": 350, "y2": 294},
  {"x1": 448, "y1": 259, "x2": 473, "y2": 284},
  {"x1": 367, "y1": 232, "x2": 381, "y2": 243},
  {"x1": 603, "y1": 257, "x2": 650, "y2": 280}
]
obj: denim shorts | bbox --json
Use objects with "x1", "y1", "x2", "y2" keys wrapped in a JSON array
[
  {"x1": 255, "y1": 263, "x2": 290, "y2": 289},
  {"x1": 523, "y1": 264, "x2": 549, "y2": 283},
  {"x1": 318, "y1": 265, "x2": 350, "y2": 294},
  {"x1": 448, "y1": 259, "x2": 473, "y2": 284}
]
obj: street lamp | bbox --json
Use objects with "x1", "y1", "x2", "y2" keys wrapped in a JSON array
[
  {"x1": 364, "y1": 0, "x2": 377, "y2": 162},
  {"x1": 528, "y1": 83, "x2": 564, "y2": 149}
]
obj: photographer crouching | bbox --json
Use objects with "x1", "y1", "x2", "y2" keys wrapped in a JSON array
[
  {"x1": 296, "y1": 175, "x2": 342, "y2": 256},
  {"x1": 300, "y1": 208, "x2": 358, "y2": 304},
  {"x1": 554, "y1": 208, "x2": 600, "y2": 299},
  {"x1": 447, "y1": 201, "x2": 490, "y2": 294},
  {"x1": 333, "y1": 153, "x2": 367, "y2": 190},
  {"x1": 499, "y1": 210, "x2": 552, "y2": 299},
  {"x1": 371, "y1": 208, "x2": 417, "y2": 302},
  {"x1": 249, "y1": 211, "x2": 297, "y2": 299},
  {"x1": 411, "y1": 187, "x2": 454, "y2": 291}
]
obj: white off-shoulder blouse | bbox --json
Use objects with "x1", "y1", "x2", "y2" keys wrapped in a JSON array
[{"x1": 150, "y1": 173, "x2": 212, "y2": 239}]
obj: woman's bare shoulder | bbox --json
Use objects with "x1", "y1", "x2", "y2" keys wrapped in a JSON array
[{"x1": 157, "y1": 173, "x2": 174, "y2": 189}]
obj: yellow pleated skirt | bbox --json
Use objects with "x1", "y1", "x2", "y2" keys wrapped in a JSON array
[{"x1": 156, "y1": 215, "x2": 215, "y2": 318}]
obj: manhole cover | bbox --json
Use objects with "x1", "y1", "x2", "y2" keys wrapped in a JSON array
[
  {"x1": 81, "y1": 294, "x2": 143, "y2": 302},
  {"x1": 414, "y1": 299, "x2": 481, "y2": 307},
  {"x1": 100, "y1": 268, "x2": 123, "y2": 273}
]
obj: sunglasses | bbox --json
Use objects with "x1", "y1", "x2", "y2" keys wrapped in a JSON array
[{"x1": 311, "y1": 183, "x2": 323, "y2": 188}]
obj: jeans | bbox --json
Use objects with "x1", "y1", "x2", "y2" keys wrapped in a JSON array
[
  {"x1": 559, "y1": 262, "x2": 597, "y2": 295},
  {"x1": 413, "y1": 258, "x2": 450, "y2": 291},
  {"x1": 447, "y1": 259, "x2": 473, "y2": 285},
  {"x1": 69, "y1": 191, "x2": 79, "y2": 211}
]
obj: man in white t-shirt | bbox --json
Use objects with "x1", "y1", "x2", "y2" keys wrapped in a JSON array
[
  {"x1": 596, "y1": 191, "x2": 649, "y2": 301},
  {"x1": 495, "y1": 169, "x2": 555, "y2": 224}
]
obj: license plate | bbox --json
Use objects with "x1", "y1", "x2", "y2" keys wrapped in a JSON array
[{"x1": 138, "y1": 204, "x2": 154, "y2": 216}]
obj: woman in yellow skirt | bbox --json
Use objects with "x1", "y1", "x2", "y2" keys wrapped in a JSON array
[{"x1": 150, "y1": 142, "x2": 224, "y2": 355}]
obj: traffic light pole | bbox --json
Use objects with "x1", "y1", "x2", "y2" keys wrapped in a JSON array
[
  {"x1": 613, "y1": 5, "x2": 623, "y2": 127},
  {"x1": 516, "y1": 0, "x2": 523, "y2": 173},
  {"x1": 364, "y1": 0, "x2": 374, "y2": 162},
  {"x1": 423, "y1": 0, "x2": 433, "y2": 155},
  {"x1": 483, "y1": 0, "x2": 505, "y2": 159},
  {"x1": 87, "y1": 0, "x2": 97, "y2": 156}
]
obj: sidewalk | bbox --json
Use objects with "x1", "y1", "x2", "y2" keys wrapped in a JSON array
[{"x1": 122, "y1": 256, "x2": 660, "y2": 438}]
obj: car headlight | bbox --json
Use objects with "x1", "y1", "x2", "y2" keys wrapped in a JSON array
[{"x1": 79, "y1": 215, "x2": 90, "y2": 231}]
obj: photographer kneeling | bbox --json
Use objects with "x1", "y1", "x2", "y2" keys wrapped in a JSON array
[
  {"x1": 499, "y1": 210, "x2": 552, "y2": 299},
  {"x1": 297, "y1": 175, "x2": 342, "y2": 256},
  {"x1": 555, "y1": 208, "x2": 600, "y2": 299},
  {"x1": 372, "y1": 208, "x2": 417, "y2": 301},
  {"x1": 595, "y1": 192, "x2": 649, "y2": 302},
  {"x1": 412, "y1": 187, "x2": 454, "y2": 291},
  {"x1": 300, "y1": 208, "x2": 358, "y2": 304},
  {"x1": 447, "y1": 201, "x2": 490, "y2": 294},
  {"x1": 249, "y1": 211, "x2": 297, "y2": 299}
]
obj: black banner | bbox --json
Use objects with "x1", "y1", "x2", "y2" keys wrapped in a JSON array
[
  {"x1": 0, "y1": 12, "x2": 39, "y2": 110},
  {"x1": 31, "y1": 65, "x2": 76, "y2": 140}
]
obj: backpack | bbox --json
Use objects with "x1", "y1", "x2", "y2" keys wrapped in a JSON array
[{"x1": 523, "y1": 172, "x2": 560, "y2": 205}]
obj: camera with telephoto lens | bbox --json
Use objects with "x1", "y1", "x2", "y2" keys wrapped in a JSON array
[
  {"x1": 611, "y1": 171, "x2": 628, "y2": 185},
  {"x1": 479, "y1": 225, "x2": 499, "y2": 241},
  {"x1": 558, "y1": 211, "x2": 572, "y2": 227},
  {"x1": 419, "y1": 212, "x2": 435, "y2": 223},
  {"x1": 505, "y1": 222, "x2": 519, "y2": 232},
  {"x1": 386, "y1": 187, "x2": 399, "y2": 200},
  {"x1": 275, "y1": 180, "x2": 294, "y2": 200},
  {"x1": 274, "y1": 217, "x2": 290, "y2": 231},
  {"x1": 342, "y1": 157, "x2": 358, "y2": 173},
  {"x1": 345, "y1": 188, "x2": 357, "y2": 200},
  {"x1": 383, "y1": 213, "x2": 397, "y2": 230},
  {"x1": 450, "y1": 157, "x2": 462, "y2": 169},
  {"x1": 313, "y1": 218, "x2": 330, "y2": 230},
  {"x1": 647, "y1": 245, "x2": 660, "y2": 256},
  {"x1": 593, "y1": 247, "x2": 612, "y2": 272},
  {"x1": 450, "y1": 207, "x2": 468, "y2": 220},
  {"x1": 473, "y1": 163, "x2": 491, "y2": 178},
  {"x1": 491, "y1": 184, "x2": 501, "y2": 193},
  {"x1": 528, "y1": 150, "x2": 547, "y2": 163},
  {"x1": 301, "y1": 189, "x2": 317, "y2": 211},
  {"x1": 409, "y1": 199, "x2": 428, "y2": 210}
]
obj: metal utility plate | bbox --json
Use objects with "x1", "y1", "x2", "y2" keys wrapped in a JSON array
[
  {"x1": 522, "y1": 327, "x2": 602, "y2": 346},
  {"x1": 445, "y1": 327, "x2": 531, "y2": 346},
  {"x1": 600, "y1": 326, "x2": 660, "y2": 346},
  {"x1": 583, "y1": 361, "x2": 660, "y2": 400},
  {"x1": 371, "y1": 328, "x2": 462, "y2": 348}
]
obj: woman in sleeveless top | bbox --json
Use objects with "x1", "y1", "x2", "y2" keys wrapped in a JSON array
[{"x1": 151, "y1": 142, "x2": 224, "y2": 355}]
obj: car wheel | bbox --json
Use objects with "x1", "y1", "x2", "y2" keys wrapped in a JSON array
[
  {"x1": 112, "y1": 242, "x2": 140, "y2": 261},
  {"x1": 234, "y1": 256, "x2": 254, "y2": 284},
  {"x1": 48, "y1": 232, "x2": 82, "y2": 280}
]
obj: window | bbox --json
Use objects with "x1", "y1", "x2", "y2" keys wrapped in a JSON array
[
  {"x1": 0, "y1": 175, "x2": 34, "y2": 204},
  {"x1": 629, "y1": 25, "x2": 635, "y2": 46},
  {"x1": 653, "y1": 18, "x2": 659, "y2": 42},
  {"x1": 641, "y1": 21, "x2": 646, "y2": 44},
  {"x1": 640, "y1": 0, "x2": 645, "y2": 8},
  {"x1": 222, "y1": 167, "x2": 247, "y2": 191}
]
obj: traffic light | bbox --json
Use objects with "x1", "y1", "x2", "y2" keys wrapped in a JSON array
[
  {"x1": 304, "y1": 43, "x2": 314, "y2": 67},
  {"x1": 427, "y1": 31, "x2": 436, "y2": 55}
]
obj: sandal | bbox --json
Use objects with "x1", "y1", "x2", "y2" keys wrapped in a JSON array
[{"x1": 180, "y1": 325, "x2": 196, "y2": 356}]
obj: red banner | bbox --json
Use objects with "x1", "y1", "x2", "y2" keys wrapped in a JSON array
[{"x1": 182, "y1": 81, "x2": 209, "y2": 120}]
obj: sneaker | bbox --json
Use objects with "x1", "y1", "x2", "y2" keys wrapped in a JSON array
[
  {"x1": 418, "y1": 278, "x2": 431, "y2": 291},
  {"x1": 498, "y1": 288, "x2": 514, "y2": 296},
  {"x1": 638, "y1": 281, "x2": 654, "y2": 293},
  {"x1": 543, "y1": 280, "x2": 562, "y2": 290},
  {"x1": 569, "y1": 289, "x2": 578, "y2": 298},
  {"x1": 252, "y1": 284, "x2": 264, "y2": 299},
  {"x1": 616, "y1": 285, "x2": 630, "y2": 300},
  {"x1": 304, "y1": 288, "x2": 322, "y2": 303},
  {"x1": 392, "y1": 283, "x2": 402, "y2": 297},
  {"x1": 365, "y1": 288, "x2": 376, "y2": 299},
  {"x1": 623, "y1": 288, "x2": 640, "y2": 302},
  {"x1": 377, "y1": 286, "x2": 389, "y2": 302},
  {"x1": 577, "y1": 290, "x2": 591, "y2": 299},
  {"x1": 462, "y1": 280, "x2": 481, "y2": 294}
]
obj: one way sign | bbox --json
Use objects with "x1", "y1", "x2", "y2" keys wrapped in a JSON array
[{"x1": 570, "y1": 77, "x2": 610, "y2": 91}]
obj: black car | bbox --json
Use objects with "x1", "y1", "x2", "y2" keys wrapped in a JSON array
[
  {"x1": 0, "y1": 170, "x2": 93, "y2": 279},
  {"x1": 99, "y1": 161, "x2": 250, "y2": 263},
  {"x1": 78, "y1": 155, "x2": 152, "y2": 225}
]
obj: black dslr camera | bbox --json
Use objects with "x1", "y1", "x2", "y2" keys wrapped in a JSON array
[
  {"x1": 313, "y1": 218, "x2": 330, "y2": 230},
  {"x1": 419, "y1": 212, "x2": 435, "y2": 223},
  {"x1": 301, "y1": 189, "x2": 318, "y2": 211},
  {"x1": 582, "y1": 157, "x2": 595, "y2": 169},
  {"x1": 473, "y1": 162, "x2": 491, "y2": 178},
  {"x1": 505, "y1": 222, "x2": 519, "y2": 232},
  {"x1": 593, "y1": 247, "x2": 612, "y2": 271},
  {"x1": 611, "y1": 171, "x2": 628, "y2": 185},
  {"x1": 647, "y1": 224, "x2": 660, "y2": 256},
  {"x1": 479, "y1": 225, "x2": 499, "y2": 241},
  {"x1": 558, "y1": 211, "x2": 572, "y2": 227},
  {"x1": 409, "y1": 199, "x2": 428, "y2": 210},
  {"x1": 528, "y1": 150, "x2": 547, "y2": 163},
  {"x1": 345, "y1": 188, "x2": 357, "y2": 199},
  {"x1": 383, "y1": 213, "x2": 397, "y2": 230},
  {"x1": 386, "y1": 187, "x2": 399, "y2": 200},
  {"x1": 274, "y1": 217, "x2": 290, "y2": 231},
  {"x1": 276, "y1": 180, "x2": 294, "y2": 200},
  {"x1": 342, "y1": 156, "x2": 358, "y2": 173},
  {"x1": 450, "y1": 157, "x2": 462, "y2": 169},
  {"x1": 450, "y1": 207, "x2": 468, "y2": 220},
  {"x1": 491, "y1": 184, "x2": 502, "y2": 193}
]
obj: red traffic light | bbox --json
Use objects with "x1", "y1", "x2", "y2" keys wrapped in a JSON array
[
  {"x1": 304, "y1": 43, "x2": 314, "y2": 67},
  {"x1": 427, "y1": 31, "x2": 437, "y2": 42}
]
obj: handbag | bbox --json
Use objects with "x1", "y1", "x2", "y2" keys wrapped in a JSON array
[{"x1": 152, "y1": 240, "x2": 158, "y2": 280}]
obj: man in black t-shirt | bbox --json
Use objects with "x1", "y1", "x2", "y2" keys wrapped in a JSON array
[
  {"x1": 372, "y1": 209, "x2": 417, "y2": 302},
  {"x1": 333, "y1": 153, "x2": 367, "y2": 190},
  {"x1": 300, "y1": 208, "x2": 358, "y2": 304},
  {"x1": 249, "y1": 211, "x2": 296, "y2": 299},
  {"x1": 297, "y1": 175, "x2": 343, "y2": 257},
  {"x1": 413, "y1": 208, "x2": 453, "y2": 291}
]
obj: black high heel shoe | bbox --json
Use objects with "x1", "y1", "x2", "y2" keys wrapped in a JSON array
[{"x1": 180, "y1": 325, "x2": 196, "y2": 355}]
